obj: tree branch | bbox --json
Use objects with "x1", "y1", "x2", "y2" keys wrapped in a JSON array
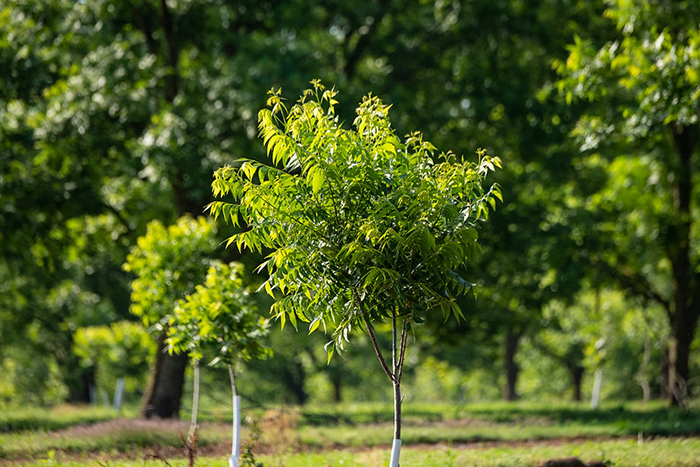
[
  {"x1": 103, "y1": 201, "x2": 133, "y2": 235},
  {"x1": 132, "y1": 4, "x2": 159, "y2": 57},
  {"x1": 353, "y1": 286, "x2": 395, "y2": 383},
  {"x1": 363, "y1": 314, "x2": 395, "y2": 383},
  {"x1": 593, "y1": 256, "x2": 673, "y2": 321}
]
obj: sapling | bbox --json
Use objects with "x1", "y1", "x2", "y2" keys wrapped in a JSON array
[
  {"x1": 167, "y1": 261, "x2": 271, "y2": 467},
  {"x1": 209, "y1": 81, "x2": 501, "y2": 466}
]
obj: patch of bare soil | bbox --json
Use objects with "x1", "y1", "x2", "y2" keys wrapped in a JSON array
[{"x1": 51, "y1": 418, "x2": 192, "y2": 439}]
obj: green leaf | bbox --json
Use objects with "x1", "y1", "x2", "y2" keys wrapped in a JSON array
[
  {"x1": 309, "y1": 316, "x2": 322, "y2": 334},
  {"x1": 308, "y1": 166, "x2": 325, "y2": 194}
]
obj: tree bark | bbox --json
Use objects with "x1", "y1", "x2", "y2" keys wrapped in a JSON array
[
  {"x1": 533, "y1": 337, "x2": 585, "y2": 402},
  {"x1": 390, "y1": 311, "x2": 408, "y2": 467},
  {"x1": 590, "y1": 368, "x2": 603, "y2": 408},
  {"x1": 142, "y1": 332, "x2": 188, "y2": 418},
  {"x1": 667, "y1": 123, "x2": 700, "y2": 407},
  {"x1": 667, "y1": 312, "x2": 698, "y2": 407},
  {"x1": 503, "y1": 327, "x2": 524, "y2": 401}
]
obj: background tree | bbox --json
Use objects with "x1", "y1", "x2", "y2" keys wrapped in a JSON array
[
  {"x1": 555, "y1": 0, "x2": 700, "y2": 406},
  {"x1": 123, "y1": 215, "x2": 219, "y2": 418},
  {"x1": 210, "y1": 82, "x2": 502, "y2": 466}
]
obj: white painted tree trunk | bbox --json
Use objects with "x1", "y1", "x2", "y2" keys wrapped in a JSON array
[
  {"x1": 390, "y1": 438, "x2": 402, "y2": 467},
  {"x1": 113, "y1": 378, "x2": 125, "y2": 412},
  {"x1": 188, "y1": 360, "x2": 200, "y2": 443},
  {"x1": 228, "y1": 365, "x2": 240, "y2": 467},
  {"x1": 590, "y1": 368, "x2": 603, "y2": 409}
]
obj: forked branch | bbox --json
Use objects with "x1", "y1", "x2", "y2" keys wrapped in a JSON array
[{"x1": 363, "y1": 313, "x2": 396, "y2": 383}]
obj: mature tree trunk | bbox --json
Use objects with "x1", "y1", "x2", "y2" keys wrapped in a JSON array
[
  {"x1": 64, "y1": 361, "x2": 96, "y2": 404},
  {"x1": 331, "y1": 374, "x2": 343, "y2": 403},
  {"x1": 503, "y1": 328, "x2": 524, "y2": 401},
  {"x1": 54, "y1": 335, "x2": 95, "y2": 404},
  {"x1": 282, "y1": 358, "x2": 309, "y2": 405},
  {"x1": 667, "y1": 310, "x2": 698, "y2": 407},
  {"x1": 667, "y1": 123, "x2": 700, "y2": 407},
  {"x1": 142, "y1": 333, "x2": 188, "y2": 418}
]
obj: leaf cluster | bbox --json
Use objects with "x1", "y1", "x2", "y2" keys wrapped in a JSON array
[
  {"x1": 209, "y1": 82, "x2": 501, "y2": 352},
  {"x1": 166, "y1": 261, "x2": 271, "y2": 365},
  {"x1": 554, "y1": 0, "x2": 700, "y2": 139},
  {"x1": 122, "y1": 216, "x2": 219, "y2": 331}
]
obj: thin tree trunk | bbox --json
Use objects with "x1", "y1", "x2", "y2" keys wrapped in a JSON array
[
  {"x1": 356, "y1": 292, "x2": 407, "y2": 467},
  {"x1": 331, "y1": 373, "x2": 343, "y2": 403},
  {"x1": 569, "y1": 362, "x2": 585, "y2": 402},
  {"x1": 281, "y1": 358, "x2": 308, "y2": 405},
  {"x1": 54, "y1": 333, "x2": 95, "y2": 404},
  {"x1": 503, "y1": 327, "x2": 523, "y2": 401},
  {"x1": 185, "y1": 359, "x2": 200, "y2": 467},
  {"x1": 392, "y1": 309, "x2": 401, "y2": 441},
  {"x1": 64, "y1": 361, "x2": 95, "y2": 404},
  {"x1": 389, "y1": 310, "x2": 408, "y2": 467},
  {"x1": 229, "y1": 364, "x2": 241, "y2": 467},
  {"x1": 590, "y1": 368, "x2": 603, "y2": 409},
  {"x1": 188, "y1": 359, "x2": 200, "y2": 442},
  {"x1": 636, "y1": 339, "x2": 651, "y2": 403}
]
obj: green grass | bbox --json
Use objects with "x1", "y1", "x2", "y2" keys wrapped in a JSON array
[
  {"x1": 0, "y1": 405, "x2": 126, "y2": 433},
  {"x1": 0, "y1": 421, "x2": 230, "y2": 461},
  {"x1": 2, "y1": 400, "x2": 700, "y2": 466},
  {"x1": 257, "y1": 438, "x2": 700, "y2": 467},
  {"x1": 12, "y1": 437, "x2": 700, "y2": 466}
]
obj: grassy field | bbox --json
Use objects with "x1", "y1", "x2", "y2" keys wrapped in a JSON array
[{"x1": 1, "y1": 400, "x2": 699, "y2": 466}]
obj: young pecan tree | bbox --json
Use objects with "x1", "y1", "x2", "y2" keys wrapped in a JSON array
[{"x1": 209, "y1": 81, "x2": 501, "y2": 466}]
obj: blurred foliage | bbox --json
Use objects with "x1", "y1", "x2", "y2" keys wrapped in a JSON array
[
  {"x1": 73, "y1": 320, "x2": 155, "y2": 403},
  {"x1": 555, "y1": 0, "x2": 700, "y2": 404},
  {"x1": 167, "y1": 261, "x2": 271, "y2": 365},
  {"x1": 123, "y1": 216, "x2": 219, "y2": 331},
  {"x1": 0, "y1": 344, "x2": 67, "y2": 409},
  {"x1": 0, "y1": 0, "x2": 698, "y2": 409}
]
